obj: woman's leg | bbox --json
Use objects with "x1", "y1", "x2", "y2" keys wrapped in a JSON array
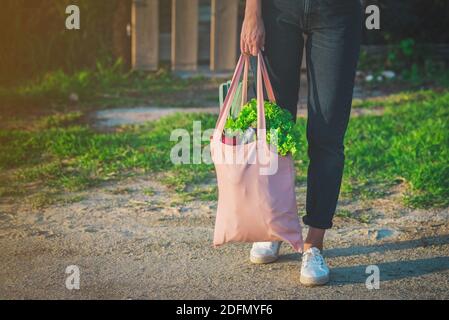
[
  {"x1": 303, "y1": 0, "x2": 363, "y2": 242},
  {"x1": 304, "y1": 227, "x2": 326, "y2": 251},
  {"x1": 249, "y1": 0, "x2": 304, "y2": 264},
  {"x1": 261, "y1": 0, "x2": 304, "y2": 119}
]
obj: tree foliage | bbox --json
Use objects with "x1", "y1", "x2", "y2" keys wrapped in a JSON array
[{"x1": 0, "y1": 0, "x2": 131, "y2": 86}]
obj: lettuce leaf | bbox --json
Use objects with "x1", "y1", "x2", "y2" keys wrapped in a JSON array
[{"x1": 224, "y1": 99, "x2": 300, "y2": 156}]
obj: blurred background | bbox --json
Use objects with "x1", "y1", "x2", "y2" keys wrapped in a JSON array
[
  {"x1": 1, "y1": 0, "x2": 449, "y2": 85},
  {"x1": 0, "y1": 0, "x2": 448, "y2": 300}
]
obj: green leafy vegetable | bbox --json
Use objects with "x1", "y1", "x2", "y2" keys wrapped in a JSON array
[{"x1": 224, "y1": 98, "x2": 300, "y2": 156}]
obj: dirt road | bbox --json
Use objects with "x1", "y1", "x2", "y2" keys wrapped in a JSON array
[{"x1": 1, "y1": 175, "x2": 448, "y2": 299}]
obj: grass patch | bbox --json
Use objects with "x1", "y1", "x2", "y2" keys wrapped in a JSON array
[
  {"x1": 107, "y1": 187, "x2": 134, "y2": 195},
  {"x1": 283, "y1": 90, "x2": 448, "y2": 208},
  {"x1": 357, "y1": 213, "x2": 372, "y2": 224},
  {"x1": 344, "y1": 90, "x2": 449, "y2": 207},
  {"x1": 0, "y1": 59, "x2": 214, "y2": 110},
  {"x1": 0, "y1": 112, "x2": 217, "y2": 203},
  {"x1": 142, "y1": 187, "x2": 156, "y2": 196},
  {"x1": 352, "y1": 90, "x2": 441, "y2": 109},
  {"x1": 335, "y1": 209, "x2": 353, "y2": 219},
  {"x1": 0, "y1": 90, "x2": 447, "y2": 208}
]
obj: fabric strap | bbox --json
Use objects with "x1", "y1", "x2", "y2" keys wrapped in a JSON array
[{"x1": 213, "y1": 52, "x2": 276, "y2": 145}]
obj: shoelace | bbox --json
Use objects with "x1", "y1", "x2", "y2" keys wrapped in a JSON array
[{"x1": 303, "y1": 250, "x2": 325, "y2": 268}]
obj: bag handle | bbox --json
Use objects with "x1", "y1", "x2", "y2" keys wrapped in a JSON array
[
  {"x1": 241, "y1": 54, "x2": 276, "y2": 106},
  {"x1": 212, "y1": 55, "x2": 245, "y2": 142},
  {"x1": 256, "y1": 53, "x2": 267, "y2": 145},
  {"x1": 241, "y1": 55, "x2": 249, "y2": 107},
  {"x1": 259, "y1": 55, "x2": 276, "y2": 104},
  {"x1": 213, "y1": 52, "x2": 275, "y2": 144}
]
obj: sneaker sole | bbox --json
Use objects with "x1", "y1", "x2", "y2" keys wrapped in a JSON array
[
  {"x1": 250, "y1": 255, "x2": 279, "y2": 264},
  {"x1": 299, "y1": 274, "x2": 330, "y2": 287},
  {"x1": 250, "y1": 243, "x2": 281, "y2": 264}
]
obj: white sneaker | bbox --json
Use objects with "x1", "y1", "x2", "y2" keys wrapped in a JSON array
[
  {"x1": 250, "y1": 241, "x2": 282, "y2": 264},
  {"x1": 300, "y1": 247, "x2": 330, "y2": 286}
]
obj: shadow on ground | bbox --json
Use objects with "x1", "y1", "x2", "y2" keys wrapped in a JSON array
[
  {"x1": 330, "y1": 256, "x2": 449, "y2": 285},
  {"x1": 278, "y1": 234, "x2": 449, "y2": 285}
]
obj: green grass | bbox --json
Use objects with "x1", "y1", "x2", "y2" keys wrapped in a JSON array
[
  {"x1": 335, "y1": 209, "x2": 353, "y2": 219},
  {"x1": 0, "y1": 59, "x2": 210, "y2": 109},
  {"x1": 142, "y1": 187, "x2": 156, "y2": 196},
  {"x1": 345, "y1": 90, "x2": 449, "y2": 207},
  {"x1": 0, "y1": 112, "x2": 217, "y2": 204},
  {"x1": 352, "y1": 90, "x2": 443, "y2": 109},
  {"x1": 306, "y1": 89, "x2": 448, "y2": 208},
  {"x1": 0, "y1": 90, "x2": 448, "y2": 209}
]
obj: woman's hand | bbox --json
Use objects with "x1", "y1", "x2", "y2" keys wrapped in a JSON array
[{"x1": 240, "y1": 0, "x2": 264, "y2": 56}]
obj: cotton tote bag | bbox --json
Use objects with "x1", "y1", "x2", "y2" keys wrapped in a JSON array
[{"x1": 211, "y1": 53, "x2": 303, "y2": 252}]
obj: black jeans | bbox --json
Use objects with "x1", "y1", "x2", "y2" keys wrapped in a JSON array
[{"x1": 259, "y1": 0, "x2": 362, "y2": 229}]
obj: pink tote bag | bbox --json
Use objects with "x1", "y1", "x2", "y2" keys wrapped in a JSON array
[{"x1": 211, "y1": 53, "x2": 303, "y2": 252}]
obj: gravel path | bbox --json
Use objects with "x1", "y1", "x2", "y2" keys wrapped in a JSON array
[{"x1": 1, "y1": 175, "x2": 448, "y2": 300}]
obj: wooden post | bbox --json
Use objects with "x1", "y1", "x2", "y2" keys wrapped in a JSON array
[
  {"x1": 132, "y1": 0, "x2": 159, "y2": 71},
  {"x1": 113, "y1": 0, "x2": 132, "y2": 68},
  {"x1": 172, "y1": 0, "x2": 198, "y2": 71},
  {"x1": 210, "y1": 0, "x2": 239, "y2": 71}
]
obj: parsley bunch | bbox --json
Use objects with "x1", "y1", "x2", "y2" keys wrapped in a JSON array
[{"x1": 224, "y1": 99, "x2": 300, "y2": 156}]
